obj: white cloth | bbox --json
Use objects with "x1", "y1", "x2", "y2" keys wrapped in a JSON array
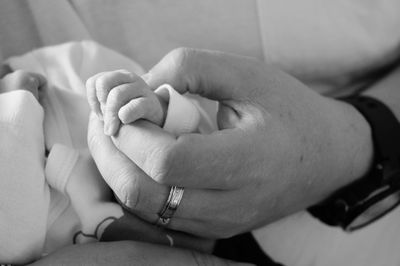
[
  {"x1": 2, "y1": 41, "x2": 210, "y2": 263},
  {"x1": 0, "y1": 91, "x2": 48, "y2": 263}
]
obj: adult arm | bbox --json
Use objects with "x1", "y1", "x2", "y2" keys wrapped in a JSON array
[
  {"x1": 89, "y1": 48, "x2": 397, "y2": 238},
  {"x1": 29, "y1": 241, "x2": 249, "y2": 266}
]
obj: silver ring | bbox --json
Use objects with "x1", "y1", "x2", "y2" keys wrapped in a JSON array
[{"x1": 155, "y1": 186, "x2": 184, "y2": 228}]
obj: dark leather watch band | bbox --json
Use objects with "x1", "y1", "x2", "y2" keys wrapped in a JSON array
[{"x1": 308, "y1": 95, "x2": 400, "y2": 230}]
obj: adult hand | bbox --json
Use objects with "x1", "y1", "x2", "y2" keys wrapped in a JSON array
[
  {"x1": 87, "y1": 113, "x2": 213, "y2": 251},
  {"x1": 89, "y1": 48, "x2": 373, "y2": 238}
]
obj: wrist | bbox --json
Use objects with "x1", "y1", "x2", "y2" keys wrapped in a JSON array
[
  {"x1": 315, "y1": 98, "x2": 374, "y2": 202},
  {"x1": 310, "y1": 95, "x2": 400, "y2": 230},
  {"x1": 308, "y1": 65, "x2": 400, "y2": 229},
  {"x1": 338, "y1": 99, "x2": 374, "y2": 183}
]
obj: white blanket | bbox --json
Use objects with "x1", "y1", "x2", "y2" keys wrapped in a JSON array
[
  {"x1": 1, "y1": 41, "x2": 144, "y2": 263},
  {"x1": 2, "y1": 41, "x2": 215, "y2": 264}
]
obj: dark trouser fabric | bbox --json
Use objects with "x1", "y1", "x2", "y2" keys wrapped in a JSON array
[{"x1": 213, "y1": 232, "x2": 284, "y2": 266}]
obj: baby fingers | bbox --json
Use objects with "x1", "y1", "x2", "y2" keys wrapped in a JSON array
[
  {"x1": 86, "y1": 73, "x2": 103, "y2": 118},
  {"x1": 86, "y1": 69, "x2": 137, "y2": 119},
  {"x1": 118, "y1": 95, "x2": 164, "y2": 127},
  {"x1": 103, "y1": 83, "x2": 149, "y2": 136}
]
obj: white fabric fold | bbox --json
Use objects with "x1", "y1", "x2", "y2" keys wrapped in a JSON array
[
  {"x1": 45, "y1": 144, "x2": 79, "y2": 194},
  {"x1": 155, "y1": 84, "x2": 201, "y2": 135},
  {"x1": 0, "y1": 91, "x2": 49, "y2": 264}
]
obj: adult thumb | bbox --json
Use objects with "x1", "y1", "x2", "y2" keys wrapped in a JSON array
[{"x1": 143, "y1": 48, "x2": 260, "y2": 102}]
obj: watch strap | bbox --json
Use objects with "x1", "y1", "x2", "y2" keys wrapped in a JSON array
[{"x1": 309, "y1": 95, "x2": 400, "y2": 230}]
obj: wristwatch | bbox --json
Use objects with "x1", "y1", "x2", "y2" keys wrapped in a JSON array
[{"x1": 308, "y1": 95, "x2": 400, "y2": 231}]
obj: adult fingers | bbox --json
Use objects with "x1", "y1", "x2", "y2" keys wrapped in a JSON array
[
  {"x1": 88, "y1": 115, "x2": 265, "y2": 238},
  {"x1": 111, "y1": 120, "x2": 175, "y2": 175},
  {"x1": 144, "y1": 48, "x2": 263, "y2": 101},
  {"x1": 113, "y1": 121, "x2": 249, "y2": 189},
  {"x1": 102, "y1": 210, "x2": 213, "y2": 252},
  {"x1": 88, "y1": 114, "x2": 253, "y2": 238},
  {"x1": 87, "y1": 113, "x2": 170, "y2": 214},
  {"x1": 132, "y1": 186, "x2": 259, "y2": 239}
]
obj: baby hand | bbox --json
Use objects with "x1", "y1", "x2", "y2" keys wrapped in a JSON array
[
  {"x1": 86, "y1": 70, "x2": 167, "y2": 136},
  {"x1": 0, "y1": 67, "x2": 46, "y2": 99}
]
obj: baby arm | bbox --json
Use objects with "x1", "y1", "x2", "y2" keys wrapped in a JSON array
[{"x1": 86, "y1": 70, "x2": 167, "y2": 136}]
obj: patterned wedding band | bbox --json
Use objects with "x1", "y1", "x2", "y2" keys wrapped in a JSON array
[{"x1": 155, "y1": 186, "x2": 184, "y2": 228}]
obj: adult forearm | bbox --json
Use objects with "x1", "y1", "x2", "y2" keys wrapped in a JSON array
[
  {"x1": 306, "y1": 65, "x2": 400, "y2": 210},
  {"x1": 29, "y1": 241, "x2": 251, "y2": 266}
]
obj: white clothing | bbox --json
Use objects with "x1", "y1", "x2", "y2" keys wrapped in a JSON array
[
  {"x1": 0, "y1": 91, "x2": 48, "y2": 261},
  {"x1": 1, "y1": 41, "x2": 209, "y2": 264}
]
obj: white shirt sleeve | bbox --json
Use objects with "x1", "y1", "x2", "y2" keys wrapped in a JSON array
[{"x1": 155, "y1": 84, "x2": 217, "y2": 135}]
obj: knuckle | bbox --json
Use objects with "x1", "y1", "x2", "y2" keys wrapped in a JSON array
[
  {"x1": 121, "y1": 101, "x2": 137, "y2": 117},
  {"x1": 106, "y1": 88, "x2": 122, "y2": 110},
  {"x1": 150, "y1": 136, "x2": 195, "y2": 185},
  {"x1": 128, "y1": 98, "x2": 144, "y2": 114},
  {"x1": 141, "y1": 98, "x2": 155, "y2": 113},
  {"x1": 117, "y1": 69, "x2": 135, "y2": 78},
  {"x1": 146, "y1": 145, "x2": 176, "y2": 185},
  {"x1": 165, "y1": 47, "x2": 201, "y2": 92},
  {"x1": 87, "y1": 130, "x2": 102, "y2": 155},
  {"x1": 95, "y1": 76, "x2": 111, "y2": 98},
  {"x1": 168, "y1": 47, "x2": 195, "y2": 70},
  {"x1": 115, "y1": 168, "x2": 141, "y2": 210}
]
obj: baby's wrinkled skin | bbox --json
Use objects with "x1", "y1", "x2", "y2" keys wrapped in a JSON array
[{"x1": 86, "y1": 70, "x2": 167, "y2": 136}]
